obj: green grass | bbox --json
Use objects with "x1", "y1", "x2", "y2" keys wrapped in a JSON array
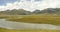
[
  {"x1": 0, "y1": 15, "x2": 60, "y2": 25},
  {"x1": 0, "y1": 28, "x2": 60, "y2": 32},
  {"x1": 0, "y1": 15, "x2": 60, "y2": 32}
]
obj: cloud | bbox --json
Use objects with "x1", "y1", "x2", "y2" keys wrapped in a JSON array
[{"x1": 0, "y1": 0, "x2": 60, "y2": 12}]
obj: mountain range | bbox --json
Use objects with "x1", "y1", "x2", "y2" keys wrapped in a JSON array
[{"x1": 0, "y1": 8, "x2": 60, "y2": 15}]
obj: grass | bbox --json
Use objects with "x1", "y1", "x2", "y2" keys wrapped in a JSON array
[
  {"x1": 0, "y1": 28, "x2": 60, "y2": 32},
  {"x1": 0, "y1": 15, "x2": 60, "y2": 25},
  {"x1": 0, "y1": 15, "x2": 60, "y2": 32}
]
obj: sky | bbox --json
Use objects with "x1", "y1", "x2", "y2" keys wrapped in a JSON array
[
  {"x1": 0, "y1": 0, "x2": 60, "y2": 12},
  {"x1": 0, "y1": 0, "x2": 18, "y2": 6}
]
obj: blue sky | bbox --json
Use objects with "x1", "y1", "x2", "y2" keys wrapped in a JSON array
[
  {"x1": 0, "y1": 0, "x2": 42, "y2": 6},
  {"x1": 0, "y1": 0, "x2": 20, "y2": 6}
]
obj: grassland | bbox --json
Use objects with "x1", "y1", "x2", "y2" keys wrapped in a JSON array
[
  {"x1": 0, "y1": 15, "x2": 60, "y2": 32},
  {"x1": 0, "y1": 14, "x2": 60, "y2": 25},
  {"x1": 0, "y1": 28, "x2": 60, "y2": 32}
]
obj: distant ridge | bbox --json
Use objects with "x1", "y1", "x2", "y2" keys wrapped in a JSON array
[{"x1": 0, "y1": 8, "x2": 60, "y2": 15}]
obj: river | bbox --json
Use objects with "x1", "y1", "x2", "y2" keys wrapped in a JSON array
[{"x1": 0, "y1": 19, "x2": 60, "y2": 30}]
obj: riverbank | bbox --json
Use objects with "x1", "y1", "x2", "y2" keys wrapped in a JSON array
[
  {"x1": 0, "y1": 15, "x2": 60, "y2": 25},
  {"x1": 0, "y1": 19, "x2": 60, "y2": 30}
]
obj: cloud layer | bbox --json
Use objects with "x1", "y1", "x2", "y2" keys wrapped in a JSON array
[{"x1": 0, "y1": 0, "x2": 60, "y2": 12}]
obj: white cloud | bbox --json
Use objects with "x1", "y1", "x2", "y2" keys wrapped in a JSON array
[{"x1": 0, "y1": 0, "x2": 60, "y2": 12}]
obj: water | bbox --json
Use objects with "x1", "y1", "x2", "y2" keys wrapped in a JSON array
[{"x1": 0, "y1": 19, "x2": 60, "y2": 30}]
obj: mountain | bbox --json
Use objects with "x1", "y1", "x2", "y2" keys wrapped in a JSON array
[
  {"x1": 33, "y1": 10, "x2": 41, "y2": 14},
  {"x1": 0, "y1": 8, "x2": 60, "y2": 15},
  {"x1": 0, "y1": 9, "x2": 32, "y2": 15},
  {"x1": 41, "y1": 8, "x2": 60, "y2": 15}
]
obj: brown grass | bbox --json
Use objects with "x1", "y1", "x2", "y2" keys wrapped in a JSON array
[
  {"x1": 0, "y1": 15, "x2": 60, "y2": 25},
  {"x1": 0, "y1": 28, "x2": 60, "y2": 32}
]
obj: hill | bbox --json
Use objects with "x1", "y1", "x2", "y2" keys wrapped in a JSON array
[{"x1": 0, "y1": 8, "x2": 60, "y2": 15}]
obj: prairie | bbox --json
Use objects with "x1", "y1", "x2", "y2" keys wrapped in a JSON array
[
  {"x1": 0, "y1": 15, "x2": 60, "y2": 25},
  {"x1": 0, "y1": 28, "x2": 60, "y2": 32},
  {"x1": 0, "y1": 15, "x2": 60, "y2": 32}
]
